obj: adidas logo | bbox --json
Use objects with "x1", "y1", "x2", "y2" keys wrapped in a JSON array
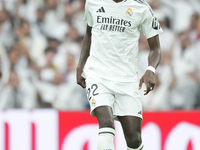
[
  {"x1": 138, "y1": 111, "x2": 142, "y2": 115},
  {"x1": 97, "y1": 7, "x2": 105, "y2": 13}
]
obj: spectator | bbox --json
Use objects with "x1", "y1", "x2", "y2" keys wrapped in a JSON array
[
  {"x1": 33, "y1": 7, "x2": 46, "y2": 35},
  {"x1": 138, "y1": 35, "x2": 170, "y2": 110},
  {"x1": 15, "y1": 0, "x2": 38, "y2": 23},
  {"x1": 187, "y1": 13, "x2": 200, "y2": 43},
  {"x1": 0, "y1": 70, "x2": 37, "y2": 109},
  {"x1": 71, "y1": 0, "x2": 86, "y2": 36},
  {"x1": 14, "y1": 19, "x2": 47, "y2": 63},
  {"x1": 168, "y1": 32, "x2": 199, "y2": 109},
  {"x1": 56, "y1": 26, "x2": 81, "y2": 73},
  {"x1": 159, "y1": 0, "x2": 198, "y2": 33},
  {"x1": 0, "y1": 9, "x2": 15, "y2": 51},
  {"x1": 0, "y1": 0, "x2": 199, "y2": 111},
  {"x1": 34, "y1": 47, "x2": 61, "y2": 106},
  {"x1": 63, "y1": 2, "x2": 74, "y2": 25},
  {"x1": 154, "y1": 11, "x2": 176, "y2": 52},
  {"x1": 42, "y1": 0, "x2": 68, "y2": 40},
  {"x1": 53, "y1": 52, "x2": 88, "y2": 110},
  {"x1": 0, "y1": 46, "x2": 9, "y2": 85},
  {"x1": 7, "y1": 43, "x2": 32, "y2": 80}
]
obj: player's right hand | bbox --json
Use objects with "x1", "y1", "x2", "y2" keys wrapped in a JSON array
[{"x1": 76, "y1": 67, "x2": 86, "y2": 88}]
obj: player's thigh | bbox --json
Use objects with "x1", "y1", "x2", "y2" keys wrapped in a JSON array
[
  {"x1": 93, "y1": 106, "x2": 115, "y2": 129},
  {"x1": 118, "y1": 116, "x2": 142, "y2": 146},
  {"x1": 118, "y1": 116, "x2": 142, "y2": 135},
  {"x1": 113, "y1": 82, "x2": 142, "y2": 145},
  {"x1": 85, "y1": 76, "x2": 115, "y2": 128}
]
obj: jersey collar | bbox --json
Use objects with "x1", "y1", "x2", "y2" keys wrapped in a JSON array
[{"x1": 109, "y1": 0, "x2": 128, "y2": 6}]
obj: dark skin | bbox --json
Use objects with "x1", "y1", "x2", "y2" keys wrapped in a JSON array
[
  {"x1": 76, "y1": 25, "x2": 91, "y2": 88},
  {"x1": 77, "y1": 0, "x2": 161, "y2": 96},
  {"x1": 78, "y1": 0, "x2": 154, "y2": 87},
  {"x1": 113, "y1": 0, "x2": 124, "y2": 3},
  {"x1": 77, "y1": 25, "x2": 161, "y2": 94},
  {"x1": 77, "y1": 25, "x2": 161, "y2": 148},
  {"x1": 139, "y1": 35, "x2": 161, "y2": 95},
  {"x1": 77, "y1": 1, "x2": 161, "y2": 147}
]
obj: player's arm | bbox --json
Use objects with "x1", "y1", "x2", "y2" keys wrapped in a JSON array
[
  {"x1": 139, "y1": 35, "x2": 161, "y2": 95},
  {"x1": 76, "y1": 25, "x2": 92, "y2": 88}
]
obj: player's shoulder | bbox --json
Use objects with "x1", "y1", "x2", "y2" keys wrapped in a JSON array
[
  {"x1": 86, "y1": 0, "x2": 107, "y2": 4},
  {"x1": 128, "y1": 0, "x2": 152, "y2": 11},
  {"x1": 128, "y1": 0, "x2": 155, "y2": 17},
  {"x1": 129, "y1": 0, "x2": 149, "y2": 6}
]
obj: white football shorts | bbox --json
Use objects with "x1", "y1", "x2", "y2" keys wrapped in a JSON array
[{"x1": 85, "y1": 76, "x2": 143, "y2": 120}]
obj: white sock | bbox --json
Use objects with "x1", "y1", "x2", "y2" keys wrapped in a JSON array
[
  {"x1": 98, "y1": 127, "x2": 115, "y2": 150},
  {"x1": 128, "y1": 143, "x2": 144, "y2": 150}
]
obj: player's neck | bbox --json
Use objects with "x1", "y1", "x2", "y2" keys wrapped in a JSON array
[{"x1": 113, "y1": 0, "x2": 124, "y2": 3}]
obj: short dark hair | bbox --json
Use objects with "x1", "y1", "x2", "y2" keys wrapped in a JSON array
[
  {"x1": 44, "y1": 47, "x2": 56, "y2": 53},
  {"x1": 193, "y1": 13, "x2": 199, "y2": 20}
]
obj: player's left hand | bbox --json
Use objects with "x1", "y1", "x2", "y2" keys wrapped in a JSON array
[
  {"x1": 139, "y1": 70, "x2": 155, "y2": 95},
  {"x1": 76, "y1": 66, "x2": 86, "y2": 88}
]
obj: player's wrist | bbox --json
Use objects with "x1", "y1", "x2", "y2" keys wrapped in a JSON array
[{"x1": 146, "y1": 66, "x2": 155, "y2": 74}]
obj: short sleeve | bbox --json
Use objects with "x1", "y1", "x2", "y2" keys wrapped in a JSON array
[
  {"x1": 83, "y1": 0, "x2": 93, "y2": 27},
  {"x1": 141, "y1": 8, "x2": 163, "y2": 39}
]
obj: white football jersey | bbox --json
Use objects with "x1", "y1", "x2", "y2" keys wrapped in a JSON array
[{"x1": 83, "y1": 0, "x2": 163, "y2": 82}]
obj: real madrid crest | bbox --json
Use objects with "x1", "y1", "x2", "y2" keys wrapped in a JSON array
[
  {"x1": 126, "y1": 8, "x2": 133, "y2": 17},
  {"x1": 91, "y1": 99, "x2": 96, "y2": 106}
]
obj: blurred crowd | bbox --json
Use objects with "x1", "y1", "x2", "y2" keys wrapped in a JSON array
[
  {"x1": 0, "y1": 0, "x2": 199, "y2": 111},
  {"x1": 140, "y1": 0, "x2": 200, "y2": 110}
]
